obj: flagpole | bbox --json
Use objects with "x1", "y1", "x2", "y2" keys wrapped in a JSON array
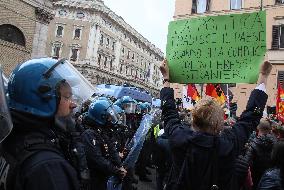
[
  {"x1": 200, "y1": 84, "x2": 204, "y2": 98},
  {"x1": 227, "y1": 84, "x2": 230, "y2": 117}
]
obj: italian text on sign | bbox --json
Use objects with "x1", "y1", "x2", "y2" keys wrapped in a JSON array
[{"x1": 166, "y1": 11, "x2": 266, "y2": 84}]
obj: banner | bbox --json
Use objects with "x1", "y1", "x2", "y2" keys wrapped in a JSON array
[{"x1": 166, "y1": 11, "x2": 266, "y2": 84}]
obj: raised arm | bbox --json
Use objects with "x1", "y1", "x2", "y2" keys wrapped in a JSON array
[
  {"x1": 224, "y1": 61, "x2": 272, "y2": 152},
  {"x1": 160, "y1": 60, "x2": 183, "y2": 136}
]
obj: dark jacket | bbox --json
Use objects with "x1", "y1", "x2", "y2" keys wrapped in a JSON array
[
  {"x1": 0, "y1": 111, "x2": 80, "y2": 190},
  {"x1": 160, "y1": 87, "x2": 268, "y2": 190},
  {"x1": 258, "y1": 168, "x2": 283, "y2": 190},
  {"x1": 250, "y1": 134, "x2": 277, "y2": 189},
  {"x1": 81, "y1": 128, "x2": 122, "y2": 190}
]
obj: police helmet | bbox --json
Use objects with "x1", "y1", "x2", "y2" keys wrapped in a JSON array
[
  {"x1": 8, "y1": 58, "x2": 94, "y2": 117},
  {"x1": 87, "y1": 99, "x2": 119, "y2": 126},
  {"x1": 118, "y1": 96, "x2": 137, "y2": 114}
]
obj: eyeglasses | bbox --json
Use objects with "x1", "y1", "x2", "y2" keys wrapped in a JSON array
[{"x1": 61, "y1": 94, "x2": 76, "y2": 103}]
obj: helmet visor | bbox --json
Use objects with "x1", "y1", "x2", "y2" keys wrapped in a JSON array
[
  {"x1": 107, "y1": 106, "x2": 119, "y2": 125},
  {"x1": 123, "y1": 103, "x2": 137, "y2": 114},
  {"x1": 0, "y1": 69, "x2": 13, "y2": 143},
  {"x1": 53, "y1": 60, "x2": 95, "y2": 106}
]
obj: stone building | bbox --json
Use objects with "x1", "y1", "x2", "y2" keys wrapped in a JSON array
[
  {"x1": 174, "y1": 0, "x2": 284, "y2": 115},
  {"x1": 0, "y1": 0, "x2": 54, "y2": 76},
  {"x1": 46, "y1": 0, "x2": 164, "y2": 98}
]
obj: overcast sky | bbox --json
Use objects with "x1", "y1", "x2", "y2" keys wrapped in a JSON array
[{"x1": 103, "y1": 0, "x2": 175, "y2": 54}]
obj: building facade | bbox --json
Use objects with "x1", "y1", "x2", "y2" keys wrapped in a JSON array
[
  {"x1": 46, "y1": 0, "x2": 164, "y2": 98},
  {"x1": 175, "y1": 0, "x2": 284, "y2": 115},
  {"x1": 0, "y1": 0, "x2": 54, "y2": 76}
]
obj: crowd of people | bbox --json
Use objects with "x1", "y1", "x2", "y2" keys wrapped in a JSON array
[{"x1": 0, "y1": 57, "x2": 283, "y2": 190}]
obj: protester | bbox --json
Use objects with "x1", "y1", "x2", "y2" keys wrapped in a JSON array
[
  {"x1": 257, "y1": 139, "x2": 284, "y2": 190},
  {"x1": 159, "y1": 59, "x2": 272, "y2": 190},
  {"x1": 249, "y1": 119, "x2": 278, "y2": 189}
]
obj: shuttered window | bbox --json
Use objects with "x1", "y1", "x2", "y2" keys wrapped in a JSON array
[
  {"x1": 192, "y1": 0, "x2": 197, "y2": 14},
  {"x1": 272, "y1": 25, "x2": 284, "y2": 49},
  {"x1": 278, "y1": 71, "x2": 284, "y2": 87},
  {"x1": 280, "y1": 25, "x2": 284, "y2": 48}
]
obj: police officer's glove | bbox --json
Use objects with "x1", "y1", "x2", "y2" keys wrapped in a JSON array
[
  {"x1": 117, "y1": 166, "x2": 127, "y2": 180},
  {"x1": 235, "y1": 155, "x2": 249, "y2": 186}
]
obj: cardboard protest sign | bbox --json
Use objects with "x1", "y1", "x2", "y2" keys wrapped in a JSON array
[{"x1": 166, "y1": 11, "x2": 266, "y2": 84}]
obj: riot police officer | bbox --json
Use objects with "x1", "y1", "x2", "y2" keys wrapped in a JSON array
[
  {"x1": 81, "y1": 99, "x2": 127, "y2": 190},
  {"x1": 0, "y1": 58, "x2": 94, "y2": 190}
]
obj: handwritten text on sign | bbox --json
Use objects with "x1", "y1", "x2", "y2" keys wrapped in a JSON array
[{"x1": 166, "y1": 11, "x2": 266, "y2": 84}]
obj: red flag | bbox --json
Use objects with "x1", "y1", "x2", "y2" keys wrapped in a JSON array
[
  {"x1": 276, "y1": 83, "x2": 284, "y2": 122},
  {"x1": 187, "y1": 84, "x2": 200, "y2": 101},
  {"x1": 206, "y1": 84, "x2": 216, "y2": 97},
  {"x1": 206, "y1": 84, "x2": 226, "y2": 105}
]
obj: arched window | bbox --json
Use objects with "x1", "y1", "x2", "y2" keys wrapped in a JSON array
[{"x1": 0, "y1": 24, "x2": 25, "y2": 46}]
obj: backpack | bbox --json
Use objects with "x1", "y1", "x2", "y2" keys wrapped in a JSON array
[{"x1": 167, "y1": 137, "x2": 219, "y2": 190}]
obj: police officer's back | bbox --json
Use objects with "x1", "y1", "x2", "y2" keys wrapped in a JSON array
[{"x1": 0, "y1": 58, "x2": 93, "y2": 190}]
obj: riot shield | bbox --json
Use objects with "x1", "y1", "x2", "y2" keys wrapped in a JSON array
[
  {"x1": 0, "y1": 69, "x2": 13, "y2": 143},
  {"x1": 107, "y1": 111, "x2": 160, "y2": 190}
]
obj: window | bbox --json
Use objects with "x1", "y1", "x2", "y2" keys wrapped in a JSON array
[
  {"x1": 52, "y1": 46, "x2": 61, "y2": 59},
  {"x1": 74, "y1": 28, "x2": 81, "y2": 39},
  {"x1": 106, "y1": 38, "x2": 110, "y2": 46},
  {"x1": 276, "y1": 0, "x2": 284, "y2": 4},
  {"x1": 56, "y1": 26, "x2": 64, "y2": 37},
  {"x1": 104, "y1": 57, "x2": 107, "y2": 67},
  {"x1": 281, "y1": 25, "x2": 284, "y2": 48},
  {"x1": 112, "y1": 42, "x2": 115, "y2": 50},
  {"x1": 132, "y1": 53, "x2": 135, "y2": 60},
  {"x1": 58, "y1": 9, "x2": 67, "y2": 17},
  {"x1": 278, "y1": 71, "x2": 284, "y2": 87},
  {"x1": 230, "y1": 0, "x2": 242, "y2": 10},
  {"x1": 0, "y1": 24, "x2": 25, "y2": 46},
  {"x1": 122, "y1": 47, "x2": 125, "y2": 55},
  {"x1": 272, "y1": 25, "x2": 284, "y2": 49},
  {"x1": 120, "y1": 65, "x2": 123, "y2": 73},
  {"x1": 196, "y1": 0, "x2": 210, "y2": 13},
  {"x1": 98, "y1": 54, "x2": 101, "y2": 65},
  {"x1": 100, "y1": 34, "x2": 104, "y2": 45},
  {"x1": 110, "y1": 59, "x2": 113, "y2": 69},
  {"x1": 76, "y1": 11, "x2": 85, "y2": 19},
  {"x1": 70, "y1": 49, "x2": 79, "y2": 61},
  {"x1": 127, "y1": 50, "x2": 130, "y2": 59}
]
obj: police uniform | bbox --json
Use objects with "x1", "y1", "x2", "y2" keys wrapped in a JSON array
[
  {"x1": 0, "y1": 112, "x2": 80, "y2": 190},
  {"x1": 81, "y1": 128, "x2": 122, "y2": 190}
]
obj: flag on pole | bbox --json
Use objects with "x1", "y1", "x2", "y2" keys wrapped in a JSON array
[
  {"x1": 276, "y1": 83, "x2": 284, "y2": 122},
  {"x1": 206, "y1": 84, "x2": 226, "y2": 105},
  {"x1": 187, "y1": 84, "x2": 200, "y2": 102}
]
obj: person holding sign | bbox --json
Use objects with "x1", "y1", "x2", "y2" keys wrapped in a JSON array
[{"x1": 159, "y1": 59, "x2": 272, "y2": 190}]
